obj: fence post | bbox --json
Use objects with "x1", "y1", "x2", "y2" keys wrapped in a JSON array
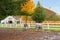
[
  {"x1": 47, "y1": 23, "x2": 49, "y2": 29},
  {"x1": 6, "y1": 24, "x2": 7, "y2": 27},
  {"x1": 10, "y1": 24, "x2": 11, "y2": 28},
  {"x1": 16, "y1": 24, "x2": 17, "y2": 27},
  {"x1": 2, "y1": 24, "x2": 4, "y2": 27}
]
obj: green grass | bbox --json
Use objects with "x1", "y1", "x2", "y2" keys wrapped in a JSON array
[{"x1": 44, "y1": 28, "x2": 60, "y2": 32}]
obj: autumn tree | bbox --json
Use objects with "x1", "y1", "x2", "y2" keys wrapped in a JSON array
[
  {"x1": 20, "y1": 0, "x2": 35, "y2": 23},
  {"x1": 21, "y1": 0, "x2": 35, "y2": 15}
]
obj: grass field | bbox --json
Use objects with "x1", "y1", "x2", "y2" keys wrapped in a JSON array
[{"x1": 0, "y1": 24, "x2": 60, "y2": 32}]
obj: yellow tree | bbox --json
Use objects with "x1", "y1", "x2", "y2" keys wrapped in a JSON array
[
  {"x1": 21, "y1": 0, "x2": 35, "y2": 14},
  {"x1": 21, "y1": 0, "x2": 35, "y2": 24}
]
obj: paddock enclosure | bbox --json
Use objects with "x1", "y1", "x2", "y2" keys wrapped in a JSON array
[{"x1": 0, "y1": 23, "x2": 60, "y2": 40}]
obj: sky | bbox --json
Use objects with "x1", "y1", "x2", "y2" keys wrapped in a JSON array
[{"x1": 33, "y1": 0, "x2": 60, "y2": 15}]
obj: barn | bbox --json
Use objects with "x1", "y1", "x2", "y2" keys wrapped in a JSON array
[{"x1": 1, "y1": 16, "x2": 21, "y2": 24}]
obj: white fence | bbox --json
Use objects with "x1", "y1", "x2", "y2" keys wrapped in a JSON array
[
  {"x1": 0, "y1": 23, "x2": 33, "y2": 28},
  {"x1": 0, "y1": 24, "x2": 22, "y2": 28},
  {"x1": 0, "y1": 23, "x2": 60, "y2": 29},
  {"x1": 42, "y1": 23, "x2": 60, "y2": 29}
]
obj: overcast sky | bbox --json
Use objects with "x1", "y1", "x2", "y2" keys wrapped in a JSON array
[{"x1": 33, "y1": 0, "x2": 60, "y2": 15}]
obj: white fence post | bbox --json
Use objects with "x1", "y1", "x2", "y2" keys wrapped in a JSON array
[
  {"x1": 6, "y1": 24, "x2": 7, "y2": 27},
  {"x1": 2, "y1": 24, "x2": 4, "y2": 27},
  {"x1": 10, "y1": 24, "x2": 11, "y2": 28},
  {"x1": 16, "y1": 24, "x2": 17, "y2": 27},
  {"x1": 47, "y1": 23, "x2": 49, "y2": 29}
]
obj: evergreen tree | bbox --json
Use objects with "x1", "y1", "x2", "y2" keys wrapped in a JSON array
[
  {"x1": 0, "y1": 0, "x2": 27, "y2": 20},
  {"x1": 31, "y1": 1, "x2": 47, "y2": 23}
]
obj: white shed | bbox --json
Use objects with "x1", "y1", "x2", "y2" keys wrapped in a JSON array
[{"x1": 1, "y1": 16, "x2": 21, "y2": 24}]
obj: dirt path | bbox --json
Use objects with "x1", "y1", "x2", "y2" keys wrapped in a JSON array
[{"x1": 0, "y1": 28, "x2": 60, "y2": 40}]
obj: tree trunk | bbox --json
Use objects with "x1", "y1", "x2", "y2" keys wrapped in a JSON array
[{"x1": 25, "y1": 16, "x2": 28, "y2": 24}]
